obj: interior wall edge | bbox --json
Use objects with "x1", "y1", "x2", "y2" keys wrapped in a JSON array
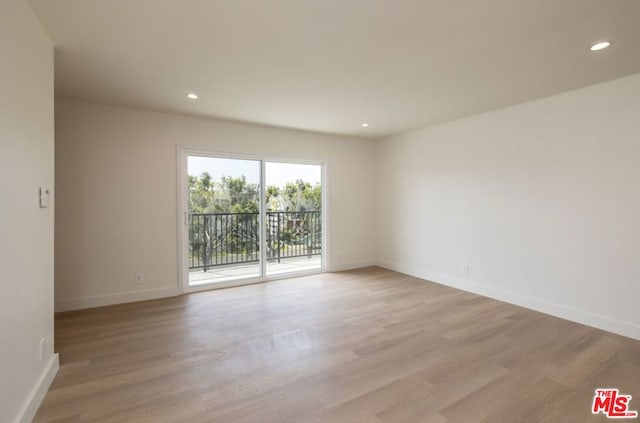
[{"x1": 13, "y1": 354, "x2": 58, "y2": 423}]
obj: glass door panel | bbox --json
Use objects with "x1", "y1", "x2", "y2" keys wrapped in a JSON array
[
  {"x1": 265, "y1": 162, "x2": 323, "y2": 276},
  {"x1": 187, "y1": 156, "x2": 261, "y2": 286}
]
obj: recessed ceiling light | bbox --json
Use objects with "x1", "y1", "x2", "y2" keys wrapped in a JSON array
[
  {"x1": 590, "y1": 41, "x2": 611, "y2": 51},
  {"x1": 361, "y1": 123, "x2": 369, "y2": 127},
  {"x1": 186, "y1": 93, "x2": 199, "y2": 100}
]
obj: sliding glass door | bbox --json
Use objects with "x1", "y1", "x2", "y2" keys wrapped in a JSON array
[
  {"x1": 180, "y1": 151, "x2": 324, "y2": 290},
  {"x1": 265, "y1": 162, "x2": 322, "y2": 276},
  {"x1": 186, "y1": 156, "x2": 261, "y2": 286}
]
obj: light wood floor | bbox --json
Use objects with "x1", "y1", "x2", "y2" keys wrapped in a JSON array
[{"x1": 35, "y1": 267, "x2": 640, "y2": 422}]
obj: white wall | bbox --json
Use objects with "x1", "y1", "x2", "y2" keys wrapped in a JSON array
[
  {"x1": 376, "y1": 73, "x2": 640, "y2": 340},
  {"x1": 55, "y1": 99, "x2": 376, "y2": 311},
  {"x1": 0, "y1": 1, "x2": 57, "y2": 422}
]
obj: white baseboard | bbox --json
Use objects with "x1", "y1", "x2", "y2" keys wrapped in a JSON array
[
  {"x1": 54, "y1": 263, "x2": 378, "y2": 312},
  {"x1": 54, "y1": 261, "x2": 378, "y2": 312},
  {"x1": 15, "y1": 353, "x2": 59, "y2": 423},
  {"x1": 376, "y1": 259, "x2": 640, "y2": 341},
  {"x1": 329, "y1": 259, "x2": 376, "y2": 273},
  {"x1": 55, "y1": 286, "x2": 181, "y2": 312}
]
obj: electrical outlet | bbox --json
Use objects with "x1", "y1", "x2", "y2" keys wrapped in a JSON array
[
  {"x1": 135, "y1": 272, "x2": 144, "y2": 284},
  {"x1": 39, "y1": 336, "x2": 50, "y2": 361},
  {"x1": 464, "y1": 265, "x2": 470, "y2": 278}
]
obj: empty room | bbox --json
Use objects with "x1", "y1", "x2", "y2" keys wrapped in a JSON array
[{"x1": 2, "y1": 0, "x2": 640, "y2": 422}]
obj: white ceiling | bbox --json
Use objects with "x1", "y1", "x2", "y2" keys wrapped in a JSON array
[{"x1": 29, "y1": 0, "x2": 640, "y2": 138}]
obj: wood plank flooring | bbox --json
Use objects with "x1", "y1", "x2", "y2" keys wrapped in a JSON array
[{"x1": 35, "y1": 267, "x2": 640, "y2": 422}]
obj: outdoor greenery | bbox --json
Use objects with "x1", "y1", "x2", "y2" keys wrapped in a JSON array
[
  {"x1": 266, "y1": 180, "x2": 321, "y2": 212},
  {"x1": 188, "y1": 172, "x2": 322, "y2": 269},
  {"x1": 188, "y1": 172, "x2": 321, "y2": 212},
  {"x1": 188, "y1": 173, "x2": 259, "y2": 213}
]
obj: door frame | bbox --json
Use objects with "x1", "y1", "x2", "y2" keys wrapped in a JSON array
[{"x1": 177, "y1": 147, "x2": 327, "y2": 294}]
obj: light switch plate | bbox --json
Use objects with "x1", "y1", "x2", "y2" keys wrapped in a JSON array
[{"x1": 39, "y1": 187, "x2": 50, "y2": 208}]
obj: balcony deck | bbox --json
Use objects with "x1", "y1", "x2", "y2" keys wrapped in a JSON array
[{"x1": 189, "y1": 256, "x2": 321, "y2": 285}]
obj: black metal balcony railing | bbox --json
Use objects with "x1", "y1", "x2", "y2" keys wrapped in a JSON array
[{"x1": 189, "y1": 211, "x2": 321, "y2": 271}]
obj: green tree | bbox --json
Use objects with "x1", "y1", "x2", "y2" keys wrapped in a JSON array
[
  {"x1": 188, "y1": 173, "x2": 322, "y2": 263},
  {"x1": 266, "y1": 179, "x2": 321, "y2": 212},
  {"x1": 188, "y1": 173, "x2": 259, "y2": 213}
]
